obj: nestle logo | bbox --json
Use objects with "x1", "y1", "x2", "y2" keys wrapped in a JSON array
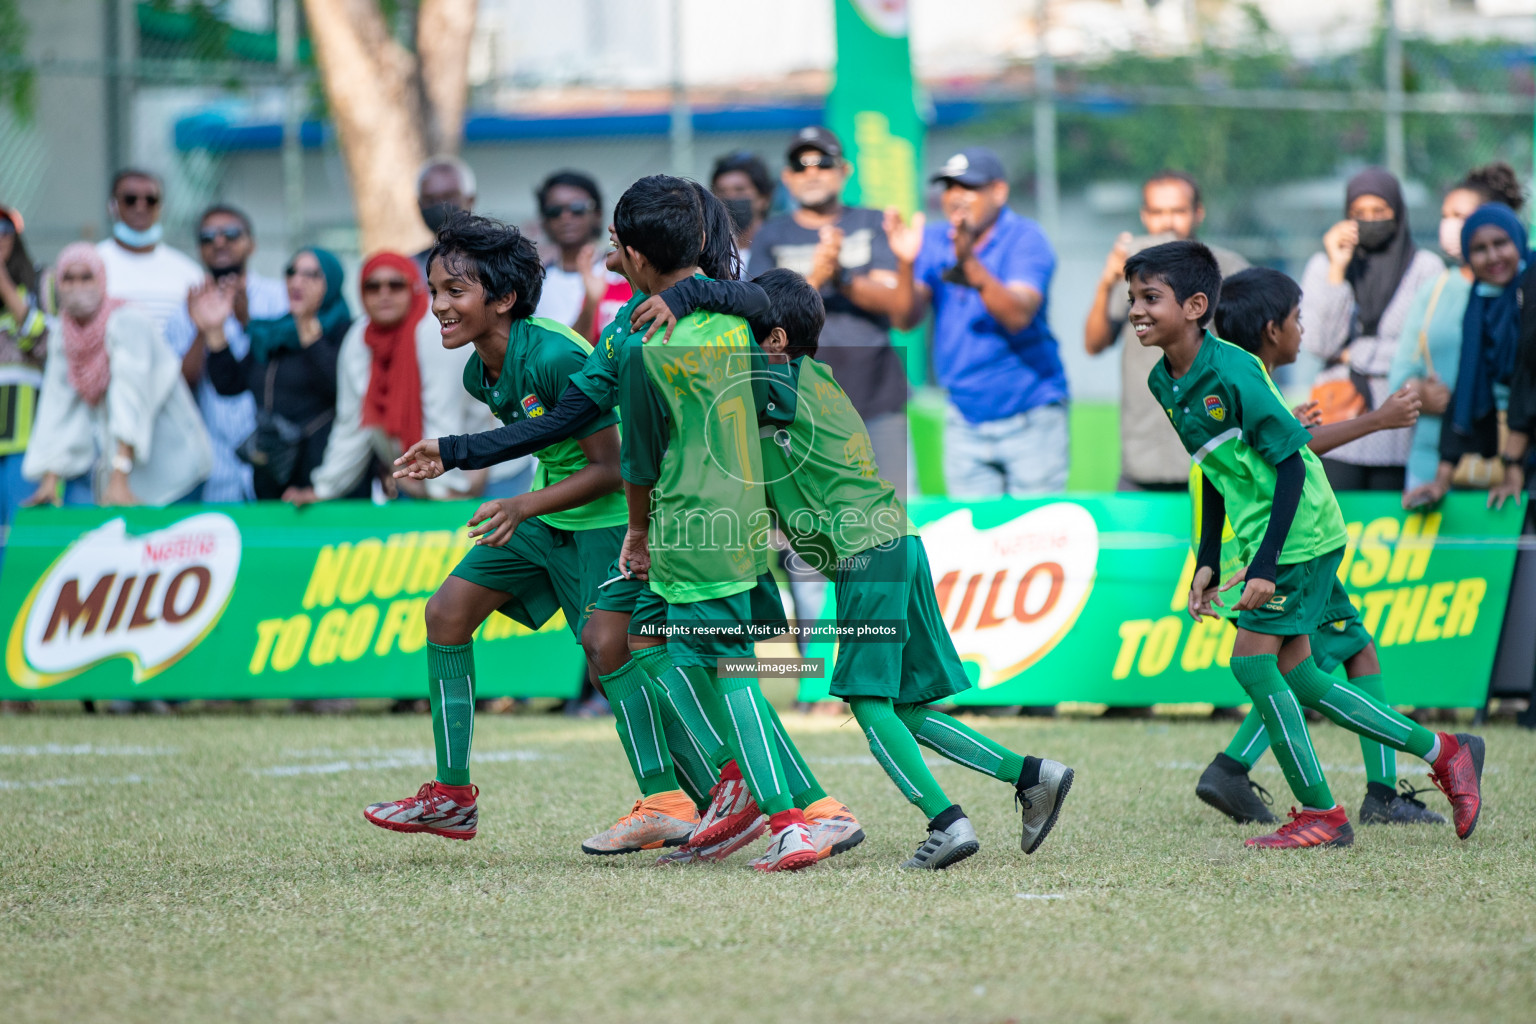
[{"x1": 143, "y1": 533, "x2": 218, "y2": 565}]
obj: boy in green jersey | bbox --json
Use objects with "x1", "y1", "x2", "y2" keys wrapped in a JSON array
[
  {"x1": 364, "y1": 212, "x2": 700, "y2": 845},
  {"x1": 1131, "y1": 240, "x2": 1484, "y2": 848},
  {"x1": 739, "y1": 268, "x2": 1074, "y2": 868},
  {"x1": 1193, "y1": 267, "x2": 1445, "y2": 827},
  {"x1": 613, "y1": 175, "x2": 836, "y2": 872}
]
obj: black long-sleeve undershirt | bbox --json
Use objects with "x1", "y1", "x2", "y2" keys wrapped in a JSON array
[
  {"x1": 438, "y1": 383, "x2": 600, "y2": 471},
  {"x1": 1197, "y1": 452, "x2": 1304, "y2": 586}
]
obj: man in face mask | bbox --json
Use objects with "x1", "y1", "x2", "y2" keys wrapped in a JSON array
[
  {"x1": 413, "y1": 156, "x2": 478, "y2": 274},
  {"x1": 710, "y1": 151, "x2": 774, "y2": 273},
  {"x1": 95, "y1": 168, "x2": 206, "y2": 342},
  {"x1": 163, "y1": 205, "x2": 290, "y2": 503}
]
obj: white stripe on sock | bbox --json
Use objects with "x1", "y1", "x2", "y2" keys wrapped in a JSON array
[
  {"x1": 439, "y1": 679, "x2": 455, "y2": 768},
  {"x1": 1320, "y1": 699, "x2": 1406, "y2": 746},
  {"x1": 676, "y1": 670, "x2": 724, "y2": 748},
  {"x1": 868, "y1": 729, "x2": 922, "y2": 801},
  {"x1": 919, "y1": 718, "x2": 998, "y2": 776},
  {"x1": 1237, "y1": 726, "x2": 1267, "y2": 761},
  {"x1": 1267, "y1": 694, "x2": 1313, "y2": 786},
  {"x1": 769, "y1": 714, "x2": 810, "y2": 792},
  {"x1": 643, "y1": 691, "x2": 665, "y2": 774},
  {"x1": 723, "y1": 694, "x2": 767, "y2": 800}
]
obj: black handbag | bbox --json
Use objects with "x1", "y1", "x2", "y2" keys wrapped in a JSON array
[{"x1": 235, "y1": 361, "x2": 332, "y2": 490}]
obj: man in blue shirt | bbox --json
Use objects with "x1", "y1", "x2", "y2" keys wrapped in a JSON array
[{"x1": 887, "y1": 148, "x2": 1068, "y2": 495}]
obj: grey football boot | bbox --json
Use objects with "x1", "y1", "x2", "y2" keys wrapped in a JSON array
[
  {"x1": 901, "y1": 805, "x2": 980, "y2": 870},
  {"x1": 1016, "y1": 758, "x2": 1073, "y2": 854}
]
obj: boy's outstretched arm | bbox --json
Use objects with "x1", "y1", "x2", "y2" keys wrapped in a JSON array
[
  {"x1": 395, "y1": 383, "x2": 603, "y2": 478},
  {"x1": 1306, "y1": 385, "x2": 1420, "y2": 457},
  {"x1": 1189, "y1": 473, "x2": 1228, "y2": 621},
  {"x1": 465, "y1": 425, "x2": 622, "y2": 547}
]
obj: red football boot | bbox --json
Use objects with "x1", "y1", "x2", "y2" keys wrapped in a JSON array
[
  {"x1": 1427, "y1": 732, "x2": 1485, "y2": 840},
  {"x1": 1244, "y1": 806, "x2": 1354, "y2": 849},
  {"x1": 686, "y1": 760, "x2": 761, "y2": 850}
]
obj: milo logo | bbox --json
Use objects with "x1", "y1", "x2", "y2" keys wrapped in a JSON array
[
  {"x1": 919, "y1": 504, "x2": 1099, "y2": 687},
  {"x1": 6, "y1": 514, "x2": 242, "y2": 687}
]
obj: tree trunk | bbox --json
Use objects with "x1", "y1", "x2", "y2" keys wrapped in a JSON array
[
  {"x1": 301, "y1": 0, "x2": 453, "y2": 255},
  {"x1": 416, "y1": 0, "x2": 477, "y2": 157}
]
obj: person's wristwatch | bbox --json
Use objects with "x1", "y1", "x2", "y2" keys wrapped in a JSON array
[
  {"x1": 110, "y1": 453, "x2": 134, "y2": 476},
  {"x1": 1500, "y1": 452, "x2": 1524, "y2": 471}
]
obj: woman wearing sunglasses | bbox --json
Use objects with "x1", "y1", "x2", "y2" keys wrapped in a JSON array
[
  {"x1": 203, "y1": 247, "x2": 358, "y2": 499},
  {"x1": 285, "y1": 252, "x2": 498, "y2": 507}
]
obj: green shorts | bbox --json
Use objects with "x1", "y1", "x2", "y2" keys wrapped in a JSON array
[
  {"x1": 1310, "y1": 585, "x2": 1372, "y2": 673},
  {"x1": 631, "y1": 574, "x2": 788, "y2": 668},
  {"x1": 828, "y1": 536, "x2": 972, "y2": 705},
  {"x1": 449, "y1": 518, "x2": 623, "y2": 639},
  {"x1": 594, "y1": 556, "x2": 651, "y2": 618},
  {"x1": 1237, "y1": 545, "x2": 1356, "y2": 640}
]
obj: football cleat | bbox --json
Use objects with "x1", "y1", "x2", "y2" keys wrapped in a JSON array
[
  {"x1": 581, "y1": 790, "x2": 699, "y2": 855},
  {"x1": 1196, "y1": 752, "x2": 1278, "y2": 824},
  {"x1": 654, "y1": 817, "x2": 767, "y2": 866},
  {"x1": 1017, "y1": 759, "x2": 1074, "y2": 854},
  {"x1": 364, "y1": 781, "x2": 478, "y2": 841},
  {"x1": 1244, "y1": 806, "x2": 1354, "y2": 849},
  {"x1": 803, "y1": 797, "x2": 866, "y2": 862},
  {"x1": 686, "y1": 763, "x2": 761, "y2": 850},
  {"x1": 1358, "y1": 780, "x2": 1446, "y2": 825},
  {"x1": 748, "y1": 822, "x2": 819, "y2": 873},
  {"x1": 1427, "y1": 732, "x2": 1485, "y2": 840},
  {"x1": 902, "y1": 807, "x2": 979, "y2": 870}
]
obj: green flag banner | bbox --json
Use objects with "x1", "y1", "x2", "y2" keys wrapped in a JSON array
[
  {"x1": 796, "y1": 493, "x2": 1524, "y2": 708},
  {"x1": 0, "y1": 503, "x2": 585, "y2": 701}
]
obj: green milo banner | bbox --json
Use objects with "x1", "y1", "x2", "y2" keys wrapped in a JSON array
[
  {"x1": 0, "y1": 503, "x2": 586, "y2": 701},
  {"x1": 795, "y1": 493, "x2": 1524, "y2": 708},
  {"x1": 0, "y1": 495, "x2": 1522, "y2": 705}
]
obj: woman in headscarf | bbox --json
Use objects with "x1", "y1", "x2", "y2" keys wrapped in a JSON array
[
  {"x1": 0, "y1": 206, "x2": 48, "y2": 534},
  {"x1": 1388, "y1": 163, "x2": 1526, "y2": 492},
  {"x1": 1404, "y1": 203, "x2": 1530, "y2": 509},
  {"x1": 205, "y1": 246, "x2": 354, "y2": 499},
  {"x1": 286, "y1": 251, "x2": 498, "y2": 505},
  {"x1": 1302, "y1": 167, "x2": 1446, "y2": 490},
  {"x1": 21, "y1": 242, "x2": 210, "y2": 506}
]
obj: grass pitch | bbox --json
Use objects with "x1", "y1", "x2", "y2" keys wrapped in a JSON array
[{"x1": 3, "y1": 703, "x2": 1534, "y2": 1024}]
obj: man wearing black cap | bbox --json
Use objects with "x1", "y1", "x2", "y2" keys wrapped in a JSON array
[
  {"x1": 886, "y1": 147, "x2": 1067, "y2": 495},
  {"x1": 747, "y1": 126, "x2": 909, "y2": 483}
]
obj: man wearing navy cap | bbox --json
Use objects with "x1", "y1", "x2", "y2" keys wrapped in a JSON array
[
  {"x1": 747, "y1": 126, "x2": 910, "y2": 486},
  {"x1": 886, "y1": 148, "x2": 1068, "y2": 495}
]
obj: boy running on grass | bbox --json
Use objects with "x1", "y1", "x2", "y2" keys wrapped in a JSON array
[
  {"x1": 612, "y1": 174, "x2": 843, "y2": 872},
  {"x1": 683, "y1": 267, "x2": 1074, "y2": 868},
  {"x1": 1193, "y1": 267, "x2": 1444, "y2": 828},
  {"x1": 363, "y1": 212, "x2": 699, "y2": 844},
  {"x1": 398, "y1": 183, "x2": 864, "y2": 867},
  {"x1": 1131, "y1": 240, "x2": 1484, "y2": 849}
]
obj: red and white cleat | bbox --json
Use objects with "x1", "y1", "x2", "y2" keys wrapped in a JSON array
[{"x1": 364, "y1": 781, "x2": 478, "y2": 841}]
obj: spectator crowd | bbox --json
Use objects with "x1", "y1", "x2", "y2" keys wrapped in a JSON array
[{"x1": 3, "y1": 134, "x2": 1534, "y2": 578}]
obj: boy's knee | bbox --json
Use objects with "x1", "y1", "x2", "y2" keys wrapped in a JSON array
[
  {"x1": 581, "y1": 620, "x2": 628, "y2": 677},
  {"x1": 424, "y1": 592, "x2": 470, "y2": 646}
]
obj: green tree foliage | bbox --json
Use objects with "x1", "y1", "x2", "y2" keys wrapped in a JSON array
[{"x1": 0, "y1": 0, "x2": 35, "y2": 118}]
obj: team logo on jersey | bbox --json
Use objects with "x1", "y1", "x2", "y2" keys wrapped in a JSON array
[
  {"x1": 521, "y1": 394, "x2": 545, "y2": 418},
  {"x1": 920, "y1": 504, "x2": 1099, "y2": 689},
  {"x1": 1204, "y1": 395, "x2": 1226, "y2": 421}
]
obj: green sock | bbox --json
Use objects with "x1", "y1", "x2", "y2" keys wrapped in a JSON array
[
  {"x1": 760, "y1": 696, "x2": 827, "y2": 809},
  {"x1": 658, "y1": 699, "x2": 716, "y2": 811},
  {"x1": 1284, "y1": 659, "x2": 1434, "y2": 760},
  {"x1": 653, "y1": 664, "x2": 734, "y2": 768},
  {"x1": 1230, "y1": 654, "x2": 1334, "y2": 808},
  {"x1": 894, "y1": 704, "x2": 1024, "y2": 784},
  {"x1": 850, "y1": 697, "x2": 952, "y2": 818},
  {"x1": 1223, "y1": 707, "x2": 1271, "y2": 770},
  {"x1": 1346, "y1": 673, "x2": 1397, "y2": 788},
  {"x1": 600, "y1": 659, "x2": 679, "y2": 798},
  {"x1": 715, "y1": 673, "x2": 793, "y2": 815},
  {"x1": 427, "y1": 641, "x2": 475, "y2": 787}
]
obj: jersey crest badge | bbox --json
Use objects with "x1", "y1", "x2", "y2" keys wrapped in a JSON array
[
  {"x1": 1203, "y1": 395, "x2": 1226, "y2": 422},
  {"x1": 521, "y1": 394, "x2": 546, "y2": 418}
]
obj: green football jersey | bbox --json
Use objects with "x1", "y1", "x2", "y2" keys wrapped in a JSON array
[
  {"x1": 1147, "y1": 332, "x2": 1347, "y2": 566},
  {"x1": 758, "y1": 356, "x2": 914, "y2": 573},
  {"x1": 462, "y1": 316, "x2": 626, "y2": 531},
  {"x1": 618, "y1": 307, "x2": 770, "y2": 604},
  {"x1": 570, "y1": 291, "x2": 642, "y2": 413}
]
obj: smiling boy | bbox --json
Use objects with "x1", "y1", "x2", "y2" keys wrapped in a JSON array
[
  {"x1": 1194, "y1": 267, "x2": 1442, "y2": 827},
  {"x1": 362, "y1": 212, "x2": 698, "y2": 844},
  {"x1": 1130, "y1": 240, "x2": 1485, "y2": 849}
]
